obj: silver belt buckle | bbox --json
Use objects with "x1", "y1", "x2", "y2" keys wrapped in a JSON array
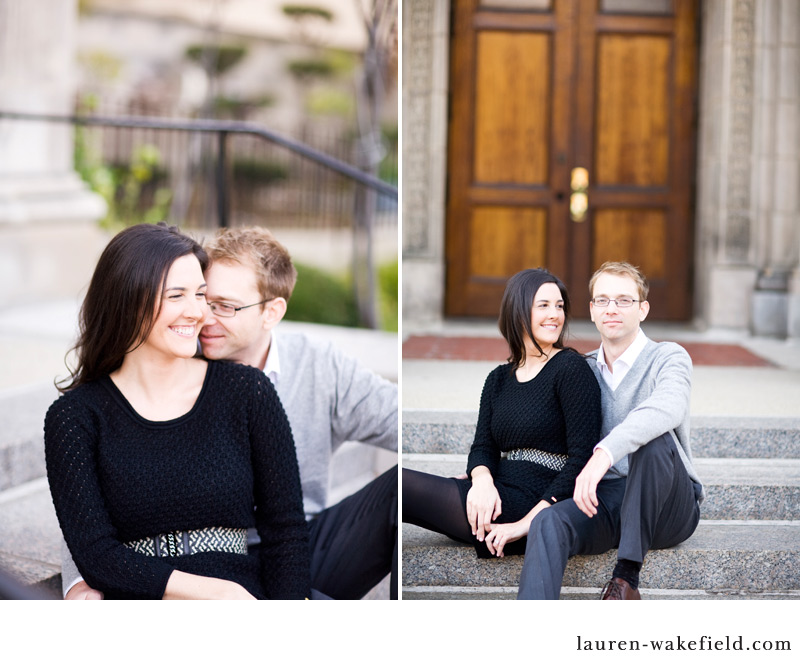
[{"x1": 158, "y1": 531, "x2": 186, "y2": 557}]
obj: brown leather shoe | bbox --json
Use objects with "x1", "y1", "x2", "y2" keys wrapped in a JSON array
[{"x1": 600, "y1": 577, "x2": 642, "y2": 600}]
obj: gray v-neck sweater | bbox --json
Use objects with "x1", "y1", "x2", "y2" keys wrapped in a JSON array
[{"x1": 586, "y1": 339, "x2": 704, "y2": 502}]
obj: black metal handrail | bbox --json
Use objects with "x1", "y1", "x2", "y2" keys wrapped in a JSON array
[{"x1": 0, "y1": 110, "x2": 398, "y2": 227}]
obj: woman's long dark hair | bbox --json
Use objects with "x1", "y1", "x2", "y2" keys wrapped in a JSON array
[
  {"x1": 498, "y1": 268, "x2": 572, "y2": 371},
  {"x1": 57, "y1": 223, "x2": 208, "y2": 392}
]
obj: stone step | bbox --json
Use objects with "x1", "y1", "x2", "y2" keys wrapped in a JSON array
[
  {"x1": 403, "y1": 454, "x2": 800, "y2": 520},
  {"x1": 402, "y1": 521, "x2": 800, "y2": 597},
  {"x1": 402, "y1": 410, "x2": 800, "y2": 458},
  {"x1": 0, "y1": 478, "x2": 61, "y2": 597},
  {"x1": 0, "y1": 384, "x2": 56, "y2": 491},
  {"x1": 402, "y1": 585, "x2": 800, "y2": 600}
]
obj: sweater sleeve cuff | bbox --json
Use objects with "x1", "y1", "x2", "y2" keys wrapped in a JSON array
[{"x1": 594, "y1": 443, "x2": 615, "y2": 467}]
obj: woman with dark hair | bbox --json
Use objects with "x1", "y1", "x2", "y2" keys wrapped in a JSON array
[
  {"x1": 403, "y1": 268, "x2": 602, "y2": 559},
  {"x1": 44, "y1": 223, "x2": 310, "y2": 600}
]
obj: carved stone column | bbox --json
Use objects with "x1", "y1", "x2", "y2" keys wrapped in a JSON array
[
  {"x1": 695, "y1": 0, "x2": 800, "y2": 336},
  {"x1": 695, "y1": 0, "x2": 759, "y2": 330},
  {"x1": 401, "y1": 0, "x2": 450, "y2": 326},
  {"x1": 0, "y1": 0, "x2": 106, "y2": 306},
  {"x1": 749, "y1": 0, "x2": 800, "y2": 337}
]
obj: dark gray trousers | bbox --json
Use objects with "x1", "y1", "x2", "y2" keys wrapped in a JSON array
[
  {"x1": 307, "y1": 465, "x2": 398, "y2": 600},
  {"x1": 248, "y1": 465, "x2": 397, "y2": 600},
  {"x1": 517, "y1": 434, "x2": 700, "y2": 599}
]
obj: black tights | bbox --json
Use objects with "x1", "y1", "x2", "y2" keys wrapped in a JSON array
[{"x1": 402, "y1": 468, "x2": 473, "y2": 544}]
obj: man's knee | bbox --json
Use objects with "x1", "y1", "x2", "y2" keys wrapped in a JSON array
[
  {"x1": 632, "y1": 433, "x2": 673, "y2": 461},
  {"x1": 528, "y1": 501, "x2": 575, "y2": 543}
]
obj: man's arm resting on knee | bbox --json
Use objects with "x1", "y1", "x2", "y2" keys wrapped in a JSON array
[{"x1": 573, "y1": 448, "x2": 612, "y2": 518}]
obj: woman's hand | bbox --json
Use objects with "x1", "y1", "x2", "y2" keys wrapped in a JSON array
[
  {"x1": 484, "y1": 520, "x2": 529, "y2": 557},
  {"x1": 466, "y1": 466, "x2": 502, "y2": 542},
  {"x1": 163, "y1": 570, "x2": 256, "y2": 600},
  {"x1": 485, "y1": 500, "x2": 552, "y2": 557}
]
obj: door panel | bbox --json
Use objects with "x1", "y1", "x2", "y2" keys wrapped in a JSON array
[
  {"x1": 592, "y1": 209, "x2": 667, "y2": 279},
  {"x1": 470, "y1": 207, "x2": 548, "y2": 279},
  {"x1": 594, "y1": 35, "x2": 671, "y2": 186},
  {"x1": 446, "y1": 0, "x2": 573, "y2": 316},
  {"x1": 445, "y1": 0, "x2": 698, "y2": 320},
  {"x1": 474, "y1": 32, "x2": 551, "y2": 185}
]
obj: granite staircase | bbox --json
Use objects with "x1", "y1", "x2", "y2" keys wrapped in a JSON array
[{"x1": 402, "y1": 410, "x2": 800, "y2": 600}]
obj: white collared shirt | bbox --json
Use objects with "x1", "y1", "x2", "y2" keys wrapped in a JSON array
[
  {"x1": 263, "y1": 332, "x2": 281, "y2": 386},
  {"x1": 595, "y1": 329, "x2": 648, "y2": 466},
  {"x1": 595, "y1": 328, "x2": 648, "y2": 391}
]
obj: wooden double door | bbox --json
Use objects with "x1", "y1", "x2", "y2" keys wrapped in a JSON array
[{"x1": 445, "y1": 0, "x2": 698, "y2": 320}]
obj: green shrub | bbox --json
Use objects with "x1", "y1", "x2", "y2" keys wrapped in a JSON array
[
  {"x1": 288, "y1": 58, "x2": 336, "y2": 78},
  {"x1": 306, "y1": 88, "x2": 354, "y2": 117},
  {"x1": 282, "y1": 5, "x2": 334, "y2": 21},
  {"x1": 378, "y1": 260, "x2": 398, "y2": 331},
  {"x1": 283, "y1": 261, "x2": 397, "y2": 330},
  {"x1": 185, "y1": 44, "x2": 248, "y2": 75},
  {"x1": 232, "y1": 159, "x2": 289, "y2": 184},
  {"x1": 213, "y1": 94, "x2": 276, "y2": 118},
  {"x1": 285, "y1": 263, "x2": 359, "y2": 327}
]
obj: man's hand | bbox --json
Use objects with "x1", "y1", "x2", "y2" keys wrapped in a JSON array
[
  {"x1": 65, "y1": 580, "x2": 104, "y2": 600},
  {"x1": 465, "y1": 467, "x2": 502, "y2": 542},
  {"x1": 573, "y1": 449, "x2": 612, "y2": 517}
]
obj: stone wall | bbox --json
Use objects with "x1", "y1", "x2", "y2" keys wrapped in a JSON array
[
  {"x1": 401, "y1": 0, "x2": 450, "y2": 327},
  {"x1": 402, "y1": 0, "x2": 800, "y2": 337},
  {"x1": 0, "y1": 0, "x2": 107, "y2": 306},
  {"x1": 696, "y1": 0, "x2": 800, "y2": 336}
]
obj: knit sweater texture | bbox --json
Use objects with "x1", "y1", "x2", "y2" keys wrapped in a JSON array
[
  {"x1": 58, "y1": 330, "x2": 398, "y2": 594},
  {"x1": 456, "y1": 349, "x2": 602, "y2": 541},
  {"x1": 587, "y1": 339, "x2": 704, "y2": 501},
  {"x1": 44, "y1": 359, "x2": 311, "y2": 600}
]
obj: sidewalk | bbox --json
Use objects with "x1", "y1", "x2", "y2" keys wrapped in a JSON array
[{"x1": 402, "y1": 320, "x2": 800, "y2": 417}]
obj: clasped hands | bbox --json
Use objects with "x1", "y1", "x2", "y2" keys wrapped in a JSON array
[{"x1": 466, "y1": 467, "x2": 550, "y2": 558}]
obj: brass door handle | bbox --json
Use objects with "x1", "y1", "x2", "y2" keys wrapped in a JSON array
[{"x1": 570, "y1": 167, "x2": 588, "y2": 222}]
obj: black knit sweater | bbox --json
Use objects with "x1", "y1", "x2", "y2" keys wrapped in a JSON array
[
  {"x1": 44, "y1": 359, "x2": 311, "y2": 600},
  {"x1": 455, "y1": 349, "x2": 601, "y2": 554}
]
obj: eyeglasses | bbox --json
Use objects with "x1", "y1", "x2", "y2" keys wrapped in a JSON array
[
  {"x1": 591, "y1": 297, "x2": 640, "y2": 308},
  {"x1": 207, "y1": 299, "x2": 272, "y2": 317}
]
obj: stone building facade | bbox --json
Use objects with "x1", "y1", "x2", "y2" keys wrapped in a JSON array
[{"x1": 402, "y1": 0, "x2": 800, "y2": 338}]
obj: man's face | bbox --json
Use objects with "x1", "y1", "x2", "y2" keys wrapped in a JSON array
[
  {"x1": 199, "y1": 260, "x2": 271, "y2": 367},
  {"x1": 590, "y1": 272, "x2": 649, "y2": 345}
]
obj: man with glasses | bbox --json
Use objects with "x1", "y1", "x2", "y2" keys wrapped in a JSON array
[
  {"x1": 517, "y1": 261, "x2": 703, "y2": 600},
  {"x1": 63, "y1": 226, "x2": 397, "y2": 600}
]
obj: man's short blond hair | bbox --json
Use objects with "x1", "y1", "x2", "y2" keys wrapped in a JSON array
[
  {"x1": 206, "y1": 226, "x2": 298, "y2": 301},
  {"x1": 590, "y1": 261, "x2": 649, "y2": 301}
]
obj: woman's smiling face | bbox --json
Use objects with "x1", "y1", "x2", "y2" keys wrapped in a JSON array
[
  {"x1": 140, "y1": 254, "x2": 208, "y2": 360},
  {"x1": 527, "y1": 282, "x2": 564, "y2": 353}
]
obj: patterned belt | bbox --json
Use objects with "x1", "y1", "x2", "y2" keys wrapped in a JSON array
[
  {"x1": 123, "y1": 527, "x2": 248, "y2": 558},
  {"x1": 505, "y1": 447, "x2": 568, "y2": 472}
]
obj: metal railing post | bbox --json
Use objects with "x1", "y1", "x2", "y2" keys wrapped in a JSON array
[{"x1": 217, "y1": 130, "x2": 229, "y2": 228}]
